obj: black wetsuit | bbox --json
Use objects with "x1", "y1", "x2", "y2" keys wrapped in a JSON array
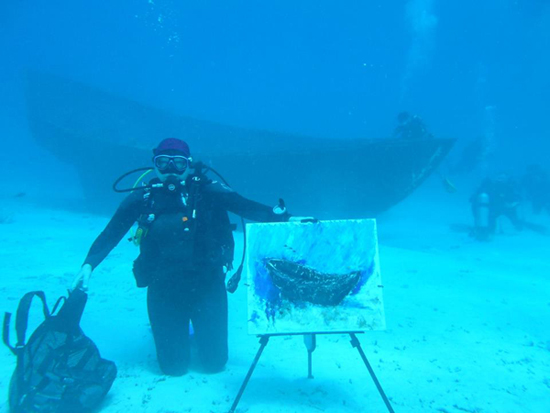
[
  {"x1": 471, "y1": 177, "x2": 523, "y2": 235},
  {"x1": 84, "y1": 177, "x2": 288, "y2": 375},
  {"x1": 393, "y1": 116, "x2": 432, "y2": 140}
]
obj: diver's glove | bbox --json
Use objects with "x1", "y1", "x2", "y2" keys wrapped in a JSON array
[
  {"x1": 289, "y1": 216, "x2": 319, "y2": 223},
  {"x1": 71, "y1": 264, "x2": 93, "y2": 292}
]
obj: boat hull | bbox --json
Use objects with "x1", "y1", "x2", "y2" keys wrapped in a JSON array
[{"x1": 25, "y1": 73, "x2": 454, "y2": 217}]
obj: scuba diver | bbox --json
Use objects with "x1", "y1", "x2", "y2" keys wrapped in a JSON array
[
  {"x1": 470, "y1": 173, "x2": 523, "y2": 241},
  {"x1": 393, "y1": 111, "x2": 433, "y2": 140},
  {"x1": 71, "y1": 138, "x2": 309, "y2": 376}
]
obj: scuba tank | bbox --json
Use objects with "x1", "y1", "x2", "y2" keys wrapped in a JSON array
[{"x1": 473, "y1": 192, "x2": 491, "y2": 240}]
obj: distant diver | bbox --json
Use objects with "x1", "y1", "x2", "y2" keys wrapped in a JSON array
[
  {"x1": 469, "y1": 173, "x2": 550, "y2": 240},
  {"x1": 393, "y1": 111, "x2": 433, "y2": 140},
  {"x1": 470, "y1": 173, "x2": 523, "y2": 240}
]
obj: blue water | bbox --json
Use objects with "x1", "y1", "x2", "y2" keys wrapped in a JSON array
[{"x1": 1, "y1": 1, "x2": 549, "y2": 176}]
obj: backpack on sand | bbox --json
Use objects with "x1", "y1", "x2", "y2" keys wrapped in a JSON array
[{"x1": 2, "y1": 289, "x2": 117, "y2": 413}]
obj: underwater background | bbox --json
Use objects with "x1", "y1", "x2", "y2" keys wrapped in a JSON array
[
  {"x1": 1, "y1": 0, "x2": 550, "y2": 190},
  {"x1": 1, "y1": 1, "x2": 549, "y2": 412}
]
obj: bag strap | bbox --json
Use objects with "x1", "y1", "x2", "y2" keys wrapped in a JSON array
[
  {"x1": 3, "y1": 291, "x2": 51, "y2": 354},
  {"x1": 15, "y1": 291, "x2": 50, "y2": 348},
  {"x1": 3, "y1": 312, "x2": 15, "y2": 354},
  {"x1": 4, "y1": 291, "x2": 50, "y2": 354}
]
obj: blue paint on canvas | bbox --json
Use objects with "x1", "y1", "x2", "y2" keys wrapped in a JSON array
[{"x1": 247, "y1": 219, "x2": 386, "y2": 334}]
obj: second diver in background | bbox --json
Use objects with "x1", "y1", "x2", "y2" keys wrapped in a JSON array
[
  {"x1": 470, "y1": 173, "x2": 523, "y2": 241},
  {"x1": 393, "y1": 111, "x2": 433, "y2": 140}
]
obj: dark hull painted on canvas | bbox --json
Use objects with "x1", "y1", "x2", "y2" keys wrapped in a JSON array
[
  {"x1": 266, "y1": 259, "x2": 361, "y2": 306},
  {"x1": 25, "y1": 73, "x2": 454, "y2": 217}
]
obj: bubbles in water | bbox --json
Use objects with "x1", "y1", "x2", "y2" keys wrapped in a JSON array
[
  {"x1": 136, "y1": 0, "x2": 181, "y2": 53},
  {"x1": 401, "y1": 0, "x2": 439, "y2": 102}
]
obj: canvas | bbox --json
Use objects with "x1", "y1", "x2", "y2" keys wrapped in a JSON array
[{"x1": 246, "y1": 219, "x2": 386, "y2": 335}]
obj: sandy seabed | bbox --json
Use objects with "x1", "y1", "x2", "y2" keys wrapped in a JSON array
[{"x1": 1, "y1": 184, "x2": 549, "y2": 413}]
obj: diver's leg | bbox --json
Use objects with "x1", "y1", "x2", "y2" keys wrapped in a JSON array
[
  {"x1": 147, "y1": 281, "x2": 191, "y2": 376},
  {"x1": 191, "y1": 270, "x2": 228, "y2": 373}
]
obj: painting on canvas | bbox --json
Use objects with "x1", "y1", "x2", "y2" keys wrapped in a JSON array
[{"x1": 247, "y1": 219, "x2": 386, "y2": 335}]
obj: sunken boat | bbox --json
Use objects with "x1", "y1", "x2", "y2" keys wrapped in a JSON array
[{"x1": 25, "y1": 72, "x2": 455, "y2": 218}]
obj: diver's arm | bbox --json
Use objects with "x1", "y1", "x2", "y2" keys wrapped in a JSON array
[
  {"x1": 222, "y1": 192, "x2": 290, "y2": 222},
  {"x1": 207, "y1": 182, "x2": 290, "y2": 222},
  {"x1": 83, "y1": 191, "x2": 143, "y2": 269}
]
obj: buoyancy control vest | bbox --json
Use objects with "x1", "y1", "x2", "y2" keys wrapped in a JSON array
[{"x1": 131, "y1": 174, "x2": 235, "y2": 287}]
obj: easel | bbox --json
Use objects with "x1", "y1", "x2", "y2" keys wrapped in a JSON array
[{"x1": 228, "y1": 331, "x2": 395, "y2": 413}]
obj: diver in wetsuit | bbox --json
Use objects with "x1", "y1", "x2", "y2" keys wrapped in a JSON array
[
  {"x1": 71, "y1": 138, "x2": 300, "y2": 376},
  {"x1": 470, "y1": 173, "x2": 523, "y2": 241},
  {"x1": 393, "y1": 111, "x2": 433, "y2": 140}
]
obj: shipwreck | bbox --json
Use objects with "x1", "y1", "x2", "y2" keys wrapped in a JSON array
[{"x1": 25, "y1": 72, "x2": 454, "y2": 218}]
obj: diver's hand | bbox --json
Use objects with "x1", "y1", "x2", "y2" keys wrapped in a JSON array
[
  {"x1": 71, "y1": 264, "x2": 93, "y2": 291},
  {"x1": 289, "y1": 216, "x2": 318, "y2": 223}
]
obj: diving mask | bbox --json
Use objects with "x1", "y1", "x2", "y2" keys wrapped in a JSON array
[{"x1": 153, "y1": 155, "x2": 190, "y2": 173}]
